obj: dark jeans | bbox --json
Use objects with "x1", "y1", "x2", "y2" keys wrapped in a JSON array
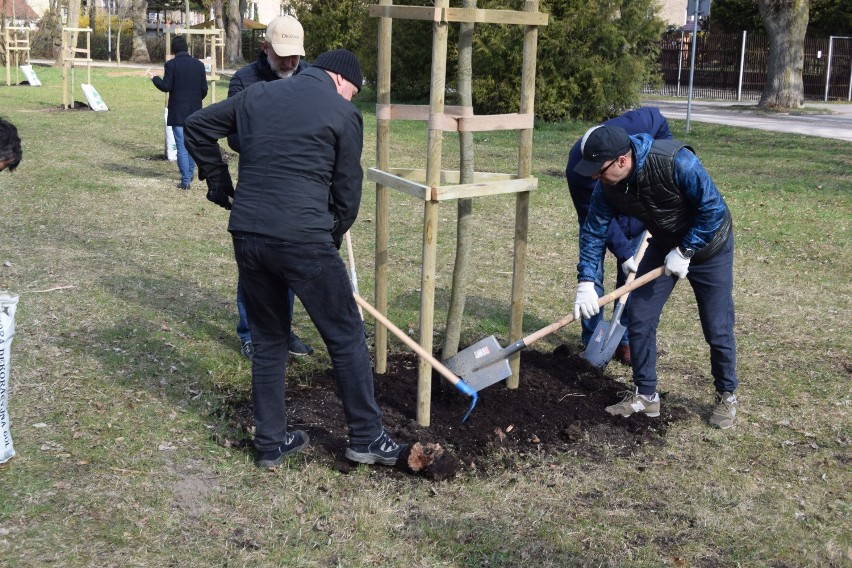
[
  {"x1": 236, "y1": 277, "x2": 295, "y2": 345},
  {"x1": 581, "y1": 233, "x2": 645, "y2": 347},
  {"x1": 232, "y1": 233, "x2": 383, "y2": 451},
  {"x1": 627, "y1": 232, "x2": 737, "y2": 396}
]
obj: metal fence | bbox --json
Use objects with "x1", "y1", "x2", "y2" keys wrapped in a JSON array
[{"x1": 643, "y1": 31, "x2": 852, "y2": 102}]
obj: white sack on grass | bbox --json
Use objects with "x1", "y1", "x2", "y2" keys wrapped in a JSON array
[
  {"x1": 165, "y1": 108, "x2": 177, "y2": 161},
  {"x1": 1, "y1": 293, "x2": 19, "y2": 464}
]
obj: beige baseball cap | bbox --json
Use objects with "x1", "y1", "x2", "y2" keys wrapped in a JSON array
[{"x1": 265, "y1": 15, "x2": 305, "y2": 57}]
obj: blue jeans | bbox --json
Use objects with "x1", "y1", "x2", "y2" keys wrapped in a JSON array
[
  {"x1": 232, "y1": 233, "x2": 383, "y2": 451},
  {"x1": 237, "y1": 277, "x2": 295, "y2": 345},
  {"x1": 172, "y1": 125, "x2": 195, "y2": 186},
  {"x1": 627, "y1": 232, "x2": 737, "y2": 396},
  {"x1": 580, "y1": 233, "x2": 644, "y2": 347}
]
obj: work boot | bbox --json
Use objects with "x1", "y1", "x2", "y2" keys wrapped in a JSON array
[
  {"x1": 255, "y1": 430, "x2": 310, "y2": 468},
  {"x1": 288, "y1": 332, "x2": 313, "y2": 357},
  {"x1": 614, "y1": 344, "x2": 632, "y2": 365},
  {"x1": 345, "y1": 430, "x2": 407, "y2": 466},
  {"x1": 605, "y1": 388, "x2": 660, "y2": 418},
  {"x1": 709, "y1": 391, "x2": 738, "y2": 429}
]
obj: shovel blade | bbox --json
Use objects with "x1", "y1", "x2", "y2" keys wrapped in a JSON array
[
  {"x1": 444, "y1": 335, "x2": 513, "y2": 392},
  {"x1": 580, "y1": 320, "x2": 627, "y2": 368}
]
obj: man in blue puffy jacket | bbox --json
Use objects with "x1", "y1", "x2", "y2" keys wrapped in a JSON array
[
  {"x1": 565, "y1": 107, "x2": 672, "y2": 364},
  {"x1": 572, "y1": 125, "x2": 738, "y2": 430}
]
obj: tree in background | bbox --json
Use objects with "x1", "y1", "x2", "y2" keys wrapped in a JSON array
[
  {"x1": 709, "y1": 0, "x2": 848, "y2": 35},
  {"x1": 129, "y1": 0, "x2": 150, "y2": 62},
  {"x1": 758, "y1": 0, "x2": 808, "y2": 109},
  {"x1": 297, "y1": 0, "x2": 663, "y2": 121},
  {"x1": 223, "y1": 0, "x2": 243, "y2": 66},
  {"x1": 471, "y1": 0, "x2": 665, "y2": 122}
]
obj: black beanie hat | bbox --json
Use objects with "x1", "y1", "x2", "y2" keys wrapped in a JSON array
[
  {"x1": 171, "y1": 35, "x2": 188, "y2": 54},
  {"x1": 312, "y1": 49, "x2": 363, "y2": 90}
]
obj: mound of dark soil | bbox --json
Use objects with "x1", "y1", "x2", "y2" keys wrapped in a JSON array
[{"x1": 219, "y1": 345, "x2": 688, "y2": 479}]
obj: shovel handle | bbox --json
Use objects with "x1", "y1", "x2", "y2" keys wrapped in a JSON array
[
  {"x1": 344, "y1": 231, "x2": 363, "y2": 319},
  {"x1": 605, "y1": 231, "x2": 652, "y2": 343},
  {"x1": 518, "y1": 265, "x2": 666, "y2": 349},
  {"x1": 352, "y1": 293, "x2": 475, "y2": 395}
]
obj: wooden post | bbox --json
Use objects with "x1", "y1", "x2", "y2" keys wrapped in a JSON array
[
  {"x1": 374, "y1": 0, "x2": 393, "y2": 374},
  {"x1": 506, "y1": 0, "x2": 539, "y2": 388},
  {"x1": 417, "y1": 0, "x2": 449, "y2": 426}
]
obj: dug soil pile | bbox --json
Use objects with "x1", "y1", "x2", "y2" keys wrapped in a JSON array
[{"x1": 220, "y1": 346, "x2": 688, "y2": 479}]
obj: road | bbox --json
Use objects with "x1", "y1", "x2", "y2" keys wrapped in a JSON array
[{"x1": 642, "y1": 98, "x2": 852, "y2": 142}]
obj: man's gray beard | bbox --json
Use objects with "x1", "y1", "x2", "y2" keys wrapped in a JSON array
[{"x1": 267, "y1": 54, "x2": 295, "y2": 79}]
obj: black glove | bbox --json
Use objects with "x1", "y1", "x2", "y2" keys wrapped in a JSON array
[{"x1": 205, "y1": 174, "x2": 234, "y2": 210}]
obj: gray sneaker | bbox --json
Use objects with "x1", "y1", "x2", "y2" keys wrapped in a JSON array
[
  {"x1": 709, "y1": 391, "x2": 737, "y2": 429},
  {"x1": 345, "y1": 430, "x2": 407, "y2": 466},
  {"x1": 288, "y1": 332, "x2": 313, "y2": 357},
  {"x1": 605, "y1": 388, "x2": 660, "y2": 418}
]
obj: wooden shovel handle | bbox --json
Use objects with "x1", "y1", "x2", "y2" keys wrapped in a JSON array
[
  {"x1": 352, "y1": 293, "x2": 465, "y2": 388},
  {"x1": 617, "y1": 230, "x2": 652, "y2": 303},
  {"x1": 519, "y1": 265, "x2": 666, "y2": 348}
]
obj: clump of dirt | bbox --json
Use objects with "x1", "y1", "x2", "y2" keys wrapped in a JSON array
[{"x1": 217, "y1": 345, "x2": 689, "y2": 479}]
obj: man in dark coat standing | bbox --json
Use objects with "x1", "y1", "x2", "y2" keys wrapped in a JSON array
[
  {"x1": 148, "y1": 35, "x2": 208, "y2": 190},
  {"x1": 184, "y1": 50, "x2": 407, "y2": 469}
]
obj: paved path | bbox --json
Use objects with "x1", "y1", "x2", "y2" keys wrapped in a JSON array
[{"x1": 642, "y1": 98, "x2": 852, "y2": 142}]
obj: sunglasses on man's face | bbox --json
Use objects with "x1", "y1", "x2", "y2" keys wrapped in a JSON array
[{"x1": 595, "y1": 158, "x2": 618, "y2": 177}]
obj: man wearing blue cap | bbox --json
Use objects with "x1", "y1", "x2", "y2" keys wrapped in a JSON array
[
  {"x1": 572, "y1": 125, "x2": 738, "y2": 429},
  {"x1": 184, "y1": 49, "x2": 407, "y2": 468}
]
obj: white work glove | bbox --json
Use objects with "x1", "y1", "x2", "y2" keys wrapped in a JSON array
[
  {"x1": 664, "y1": 247, "x2": 691, "y2": 279},
  {"x1": 621, "y1": 256, "x2": 638, "y2": 276},
  {"x1": 574, "y1": 281, "x2": 600, "y2": 320}
]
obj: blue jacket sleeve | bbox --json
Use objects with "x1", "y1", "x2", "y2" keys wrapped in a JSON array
[
  {"x1": 577, "y1": 187, "x2": 615, "y2": 282},
  {"x1": 672, "y1": 148, "x2": 729, "y2": 252}
]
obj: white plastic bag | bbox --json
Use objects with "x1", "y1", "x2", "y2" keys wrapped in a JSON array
[
  {"x1": 1, "y1": 293, "x2": 19, "y2": 464},
  {"x1": 165, "y1": 107, "x2": 177, "y2": 161}
]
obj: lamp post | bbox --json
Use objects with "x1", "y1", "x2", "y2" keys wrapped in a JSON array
[{"x1": 107, "y1": 0, "x2": 112, "y2": 62}]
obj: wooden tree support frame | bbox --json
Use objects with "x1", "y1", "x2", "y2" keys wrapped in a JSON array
[
  {"x1": 369, "y1": 0, "x2": 547, "y2": 426},
  {"x1": 3, "y1": 26, "x2": 32, "y2": 87},
  {"x1": 169, "y1": 29, "x2": 226, "y2": 102},
  {"x1": 61, "y1": 27, "x2": 93, "y2": 109}
]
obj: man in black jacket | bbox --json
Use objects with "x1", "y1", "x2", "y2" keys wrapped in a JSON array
[
  {"x1": 226, "y1": 15, "x2": 313, "y2": 360},
  {"x1": 148, "y1": 35, "x2": 208, "y2": 190},
  {"x1": 185, "y1": 50, "x2": 407, "y2": 468}
]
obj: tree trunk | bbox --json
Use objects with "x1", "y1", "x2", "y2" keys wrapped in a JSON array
[
  {"x1": 441, "y1": 0, "x2": 476, "y2": 360},
  {"x1": 224, "y1": 0, "x2": 243, "y2": 67},
  {"x1": 758, "y1": 0, "x2": 808, "y2": 109},
  {"x1": 129, "y1": 0, "x2": 150, "y2": 63}
]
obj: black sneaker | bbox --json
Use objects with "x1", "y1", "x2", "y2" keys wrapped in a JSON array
[
  {"x1": 176, "y1": 182, "x2": 191, "y2": 190},
  {"x1": 345, "y1": 430, "x2": 407, "y2": 466},
  {"x1": 240, "y1": 341, "x2": 254, "y2": 361},
  {"x1": 288, "y1": 332, "x2": 313, "y2": 357},
  {"x1": 255, "y1": 430, "x2": 310, "y2": 468}
]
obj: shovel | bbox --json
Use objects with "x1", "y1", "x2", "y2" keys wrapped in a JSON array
[
  {"x1": 342, "y1": 232, "x2": 477, "y2": 420},
  {"x1": 352, "y1": 293, "x2": 479, "y2": 422},
  {"x1": 581, "y1": 231, "x2": 651, "y2": 368},
  {"x1": 443, "y1": 266, "x2": 666, "y2": 391}
]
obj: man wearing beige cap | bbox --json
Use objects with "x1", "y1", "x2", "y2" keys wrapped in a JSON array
[{"x1": 226, "y1": 14, "x2": 313, "y2": 360}]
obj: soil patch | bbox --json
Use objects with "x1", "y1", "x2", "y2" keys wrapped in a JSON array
[{"x1": 217, "y1": 345, "x2": 689, "y2": 479}]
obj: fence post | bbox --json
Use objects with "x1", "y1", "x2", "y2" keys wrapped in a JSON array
[
  {"x1": 737, "y1": 30, "x2": 746, "y2": 101},
  {"x1": 825, "y1": 36, "x2": 835, "y2": 102},
  {"x1": 677, "y1": 30, "x2": 685, "y2": 97}
]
